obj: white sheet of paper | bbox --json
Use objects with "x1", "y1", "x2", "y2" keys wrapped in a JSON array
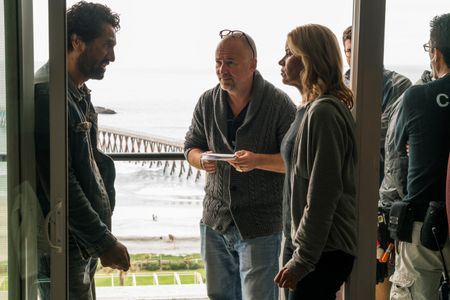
[{"x1": 201, "y1": 153, "x2": 236, "y2": 161}]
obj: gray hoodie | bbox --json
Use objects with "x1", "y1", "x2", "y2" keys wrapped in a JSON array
[{"x1": 285, "y1": 96, "x2": 357, "y2": 281}]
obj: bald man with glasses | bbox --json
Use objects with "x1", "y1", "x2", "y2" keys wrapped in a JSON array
[{"x1": 184, "y1": 30, "x2": 296, "y2": 300}]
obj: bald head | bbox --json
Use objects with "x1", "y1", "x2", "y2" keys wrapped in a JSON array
[
  {"x1": 217, "y1": 31, "x2": 257, "y2": 59},
  {"x1": 214, "y1": 31, "x2": 257, "y2": 95}
]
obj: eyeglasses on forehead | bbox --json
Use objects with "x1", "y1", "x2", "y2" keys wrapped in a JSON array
[{"x1": 219, "y1": 29, "x2": 255, "y2": 58}]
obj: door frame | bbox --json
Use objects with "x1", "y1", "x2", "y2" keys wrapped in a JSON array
[{"x1": 5, "y1": 0, "x2": 68, "y2": 298}]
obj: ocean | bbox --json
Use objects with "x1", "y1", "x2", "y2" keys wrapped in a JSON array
[
  {"x1": 90, "y1": 64, "x2": 428, "y2": 254},
  {"x1": 90, "y1": 64, "x2": 427, "y2": 138},
  {"x1": 0, "y1": 64, "x2": 426, "y2": 255},
  {"x1": 92, "y1": 64, "x2": 426, "y2": 254},
  {"x1": 89, "y1": 67, "x2": 217, "y2": 255}
]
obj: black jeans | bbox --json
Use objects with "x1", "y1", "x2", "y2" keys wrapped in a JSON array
[{"x1": 290, "y1": 250, "x2": 355, "y2": 300}]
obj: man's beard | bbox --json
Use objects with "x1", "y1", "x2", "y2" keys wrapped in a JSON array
[
  {"x1": 77, "y1": 50, "x2": 107, "y2": 80},
  {"x1": 219, "y1": 76, "x2": 235, "y2": 92}
]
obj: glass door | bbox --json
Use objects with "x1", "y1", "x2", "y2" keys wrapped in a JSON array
[
  {"x1": 3, "y1": 0, "x2": 68, "y2": 298},
  {"x1": 0, "y1": 1, "x2": 7, "y2": 299},
  {"x1": 4, "y1": 0, "x2": 40, "y2": 298}
]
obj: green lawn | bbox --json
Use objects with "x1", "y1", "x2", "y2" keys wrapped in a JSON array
[
  {"x1": 94, "y1": 253, "x2": 205, "y2": 287},
  {"x1": 94, "y1": 269, "x2": 206, "y2": 287},
  {"x1": 0, "y1": 253, "x2": 206, "y2": 289}
]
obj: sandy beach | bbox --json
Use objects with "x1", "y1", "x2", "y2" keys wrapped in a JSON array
[
  {"x1": 116, "y1": 236, "x2": 201, "y2": 255},
  {"x1": 113, "y1": 205, "x2": 202, "y2": 255},
  {"x1": 112, "y1": 161, "x2": 204, "y2": 255}
]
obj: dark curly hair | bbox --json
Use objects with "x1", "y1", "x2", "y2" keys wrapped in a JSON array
[
  {"x1": 430, "y1": 13, "x2": 450, "y2": 68},
  {"x1": 67, "y1": 1, "x2": 120, "y2": 51}
]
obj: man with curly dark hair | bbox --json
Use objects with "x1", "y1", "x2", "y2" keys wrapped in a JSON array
[{"x1": 35, "y1": 2, "x2": 129, "y2": 299}]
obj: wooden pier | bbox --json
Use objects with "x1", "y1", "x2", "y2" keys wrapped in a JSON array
[{"x1": 98, "y1": 126, "x2": 202, "y2": 181}]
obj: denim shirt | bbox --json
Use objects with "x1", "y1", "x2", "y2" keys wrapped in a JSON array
[{"x1": 35, "y1": 63, "x2": 117, "y2": 258}]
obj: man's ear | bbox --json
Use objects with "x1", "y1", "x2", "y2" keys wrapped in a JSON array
[
  {"x1": 435, "y1": 48, "x2": 445, "y2": 63},
  {"x1": 250, "y1": 57, "x2": 257, "y2": 71},
  {"x1": 71, "y1": 33, "x2": 85, "y2": 52}
]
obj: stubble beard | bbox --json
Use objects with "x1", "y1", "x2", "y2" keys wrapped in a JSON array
[
  {"x1": 78, "y1": 51, "x2": 106, "y2": 80},
  {"x1": 219, "y1": 77, "x2": 235, "y2": 92}
]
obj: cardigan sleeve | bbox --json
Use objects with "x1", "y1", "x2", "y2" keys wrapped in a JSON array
[{"x1": 184, "y1": 94, "x2": 210, "y2": 157}]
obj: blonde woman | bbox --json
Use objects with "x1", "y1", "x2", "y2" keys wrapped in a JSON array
[{"x1": 275, "y1": 24, "x2": 357, "y2": 299}]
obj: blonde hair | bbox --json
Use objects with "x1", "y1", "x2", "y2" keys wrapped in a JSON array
[{"x1": 287, "y1": 24, "x2": 353, "y2": 108}]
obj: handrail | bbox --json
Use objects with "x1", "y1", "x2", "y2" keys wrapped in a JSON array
[
  {"x1": 0, "y1": 153, "x2": 187, "y2": 162},
  {"x1": 107, "y1": 152, "x2": 185, "y2": 161}
]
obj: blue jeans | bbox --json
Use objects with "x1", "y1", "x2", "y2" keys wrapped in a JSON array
[
  {"x1": 38, "y1": 241, "x2": 98, "y2": 300},
  {"x1": 200, "y1": 222, "x2": 281, "y2": 300}
]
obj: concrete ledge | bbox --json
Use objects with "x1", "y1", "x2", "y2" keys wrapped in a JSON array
[{"x1": 96, "y1": 284, "x2": 207, "y2": 300}]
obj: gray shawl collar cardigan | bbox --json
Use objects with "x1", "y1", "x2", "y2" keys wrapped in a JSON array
[
  {"x1": 185, "y1": 70, "x2": 296, "y2": 239},
  {"x1": 213, "y1": 71, "x2": 269, "y2": 152}
]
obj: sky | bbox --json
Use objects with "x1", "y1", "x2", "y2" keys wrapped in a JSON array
[
  {"x1": 67, "y1": 0, "x2": 354, "y2": 71},
  {"x1": 34, "y1": 0, "x2": 449, "y2": 75}
]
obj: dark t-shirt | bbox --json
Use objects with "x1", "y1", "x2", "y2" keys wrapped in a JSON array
[
  {"x1": 395, "y1": 74, "x2": 450, "y2": 220},
  {"x1": 280, "y1": 106, "x2": 306, "y2": 238},
  {"x1": 226, "y1": 101, "x2": 249, "y2": 150}
]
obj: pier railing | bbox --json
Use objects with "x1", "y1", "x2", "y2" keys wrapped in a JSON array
[
  {"x1": 0, "y1": 122, "x2": 201, "y2": 180},
  {"x1": 98, "y1": 126, "x2": 202, "y2": 181}
]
